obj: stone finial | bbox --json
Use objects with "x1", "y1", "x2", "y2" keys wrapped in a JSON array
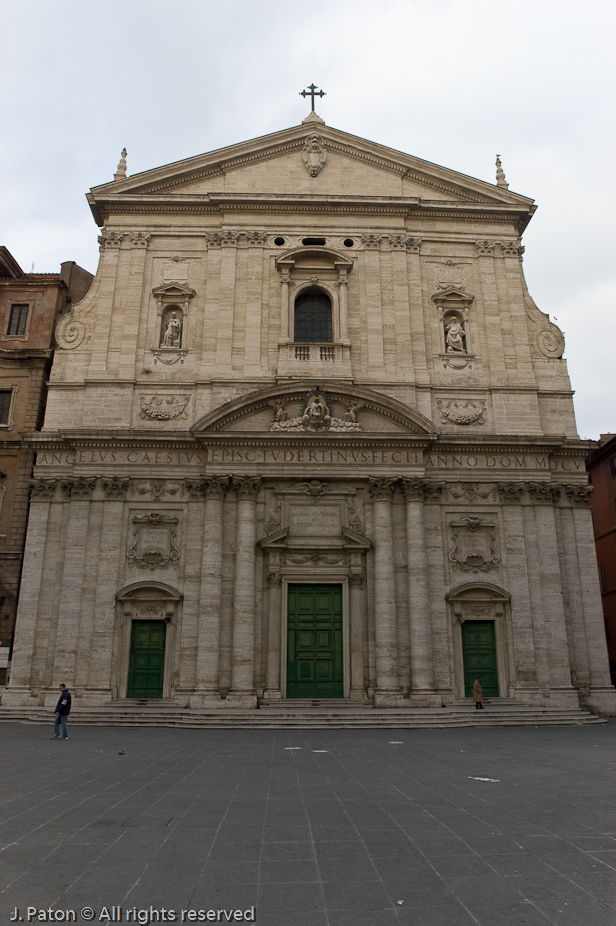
[
  {"x1": 302, "y1": 111, "x2": 325, "y2": 125},
  {"x1": 114, "y1": 148, "x2": 127, "y2": 181},
  {"x1": 495, "y1": 154, "x2": 509, "y2": 190}
]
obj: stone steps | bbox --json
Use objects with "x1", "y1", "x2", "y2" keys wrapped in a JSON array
[{"x1": 0, "y1": 704, "x2": 605, "y2": 728}]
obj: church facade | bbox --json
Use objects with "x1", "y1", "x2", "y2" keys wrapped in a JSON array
[{"x1": 6, "y1": 115, "x2": 615, "y2": 715}]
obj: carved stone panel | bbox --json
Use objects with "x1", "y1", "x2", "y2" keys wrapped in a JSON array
[
  {"x1": 127, "y1": 512, "x2": 180, "y2": 570},
  {"x1": 289, "y1": 505, "x2": 341, "y2": 537},
  {"x1": 303, "y1": 134, "x2": 326, "y2": 177},
  {"x1": 438, "y1": 399, "x2": 486, "y2": 426},
  {"x1": 139, "y1": 395, "x2": 190, "y2": 422},
  {"x1": 449, "y1": 517, "x2": 500, "y2": 573}
]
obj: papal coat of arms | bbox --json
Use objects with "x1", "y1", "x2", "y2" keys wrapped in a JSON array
[{"x1": 303, "y1": 134, "x2": 326, "y2": 177}]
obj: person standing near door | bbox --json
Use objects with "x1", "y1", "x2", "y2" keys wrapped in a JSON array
[
  {"x1": 473, "y1": 676, "x2": 484, "y2": 710},
  {"x1": 53, "y1": 684, "x2": 71, "y2": 739}
]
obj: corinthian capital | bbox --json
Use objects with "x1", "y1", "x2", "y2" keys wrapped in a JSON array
[
  {"x1": 233, "y1": 476, "x2": 262, "y2": 499},
  {"x1": 565, "y1": 484, "x2": 593, "y2": 505},
  {"x1": 368, "y1": 477, "x2": 396, "y2": 500},
  {"x1": 205, "y1": 475, "x2": 230, "y2": 499},
  {"x1": 475, "y1": 239, "x2": 496, "y2": 256},
  {"x1": 527, "y1": 482, "x2": 562, "y2": 505},
  {"x1": 29, "y1": 478, "x2": 57, "y2": 500},
  {"x1": 60, "y1": 477, "x2": 97, "y2": 500}
]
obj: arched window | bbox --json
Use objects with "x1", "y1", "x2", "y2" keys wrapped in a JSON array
[{"x1": 294, "y1": 288, "x2": 332, "y2": 343}]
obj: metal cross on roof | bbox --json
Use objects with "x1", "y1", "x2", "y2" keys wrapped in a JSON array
[{"x1": 300, "y1": 83, "x2": 326, "y2": 112}]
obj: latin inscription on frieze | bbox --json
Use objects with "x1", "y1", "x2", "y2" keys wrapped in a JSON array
[{"x1": 34, "y1": 449, "x2": 585, "y2": 473}]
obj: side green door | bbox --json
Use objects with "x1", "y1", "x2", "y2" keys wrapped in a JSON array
[
  {"x1": 462, "y1": 620, "x2": 499, "y2": 697},
  {"x1": 287, "y1": 584, "x2": 343, "y2": 698},
  {"x1": 127, "y1": 620, "x2": 166, "y2": 699}
]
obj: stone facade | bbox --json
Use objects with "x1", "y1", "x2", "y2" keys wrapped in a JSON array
[{"x1": 5, "y1": 120, "x2": 615, "y2": 714}]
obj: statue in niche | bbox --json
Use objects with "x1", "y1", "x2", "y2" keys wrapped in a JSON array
[
  {"x1": 445, "y1": 316, "x2": 467, "y2": 353},
  {"x1": 161, "y1": 311, "x2": 182, "y2": 348}
]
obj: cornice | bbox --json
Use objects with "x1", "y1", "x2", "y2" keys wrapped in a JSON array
[
  {"x1": 0, "y1": 349, "x2": 53, "y2": 364},
  {"x1": 92, "y1": 202, "x2": 526, "y2": 231},
  {"x1": 22, "y1": 430, "x2": 589, "y2": 459}
]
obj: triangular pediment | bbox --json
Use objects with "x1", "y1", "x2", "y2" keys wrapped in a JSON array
[
  {"x1": 152, "y1": 282, "x2": 196, "y2": 297},
  {"x1": 88, "y1": 123, "x2": 535, "y2": 225},
  {"x1": 191, "y1": 382, "x2": 439, "y2": 436}
]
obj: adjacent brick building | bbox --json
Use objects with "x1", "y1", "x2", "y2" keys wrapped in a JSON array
[
  {"x1": 587, "y1": 434, "x2": 616, "y2": 685},
  {"x1": 0, "y1": 248, "x2": 92, "y2": 681}
]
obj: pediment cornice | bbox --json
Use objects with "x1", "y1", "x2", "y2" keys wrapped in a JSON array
[
  {"x1": 87, "y1": 123, "x2": 535, "y2": 228},
  {"x1": 191, "y1": 381, "x2": 439, "y2": 436}
]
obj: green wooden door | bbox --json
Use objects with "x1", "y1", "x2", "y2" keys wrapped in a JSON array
[
  {"x1": 462, "y1": 620, "x2": 499, "y2": 697},
  {"x1": 287, "y1": 584, "x2": 343, "y2": 698},
  {"x1": 127, "y1": 620, "x2": 166, "y2": 699}
]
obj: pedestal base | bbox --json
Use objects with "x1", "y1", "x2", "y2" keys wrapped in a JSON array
[{"x1": 582, "y1": 687, "x2": 616, "y2": 716}]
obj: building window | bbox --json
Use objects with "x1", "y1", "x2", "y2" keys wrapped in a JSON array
[
  {"x1": 0, "y1": 386, "x2": 18, "y2": 429},
  {"x1": 0, "y1": 389, "x2": 15, "y2": 428},
  {"x1": 7, "y1": 304, "x2": 29, "y2": 336},
  {"x1": 294, "y1": 288, "x2": 332, "y2": 342}
]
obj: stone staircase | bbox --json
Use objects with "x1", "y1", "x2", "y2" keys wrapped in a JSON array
[{"x1": 0, "y1": 699, "x2": 605, "y2": 729}]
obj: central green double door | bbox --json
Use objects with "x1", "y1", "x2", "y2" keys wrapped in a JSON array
[{"x1": 287, "y1": 584, "x2": 343, "y2": 699}]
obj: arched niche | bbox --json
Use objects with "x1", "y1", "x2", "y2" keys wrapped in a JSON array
[
  {"x1": 114, "y1": 581, "x2": 183, "y2": 701},
  {"x1": 151, "y1": 282, "x2": 195, "y2": 352},
  {"x1": 431, "y1": 286, "x2": 475, "y2": 358},
  {"x1": 446, "y1": 582, "x2": 511, "y2": 699}
]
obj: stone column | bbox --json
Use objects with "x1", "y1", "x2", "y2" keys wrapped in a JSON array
[
  {"x1": 497, "y1": 483, "x2": 542, "y2": 703},
  {"x1": 402, "y1": 479, "x2": 439, "y2": 705},
  {"x1": 194, "y1": 476, "x2": 228, "y2": 705},
  {"x1": 4, "y1": 480, "x2": 56, "y2": 702},
  {"x1": 368, "y1": 477, "x2": 400, "y2": 704},
  {"x1": 264, "y1": 572, "x2": 283, "y2": 699},
  {"x1": 229, "y1": 476, "x2": 261, "y2": 706},
  {"x1": 52, "y1": 478, "x2": 97, "y2": 688},
  {"x1": 528, "y1": 483, "x2": 578, "y2": 708},
  {"x1": 88, "y1": 477, "x2": 128, "y2": 701},
  {"x1": 338, "y1": 269, "x2": 349, "y2": 343},
  {"x1": 349, "y1": 573, "x2": 366, "y2": 699},
  {"x1": 568, "y1": 486, "x2": 616, "y2": 714},
  {"x1": 280, "y1": 272, "x2": 291, "y2": 342}
]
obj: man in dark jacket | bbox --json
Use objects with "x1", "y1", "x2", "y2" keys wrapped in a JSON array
[{"x1": 53, "y1": 684, "x2": 71, "y2": 739}]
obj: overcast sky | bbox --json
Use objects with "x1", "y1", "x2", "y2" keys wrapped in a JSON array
[{"x1": 1, "y1": 0, "x2": 612, "y2": 439}]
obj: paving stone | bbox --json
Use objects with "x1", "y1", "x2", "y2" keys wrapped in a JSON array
[{"x1": 1, "y1": 722, "x2": 615, "y2": 924}]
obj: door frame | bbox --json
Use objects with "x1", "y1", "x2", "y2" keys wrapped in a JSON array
[
  {"x1": 115, "y1": 582, "x2": 181, "y2": 701},
  {"x1": 448, "y1": 583, "x2": 511, "y2": 699},
  {"x1": 281, "y1": 577, "x2": 350, "y2": 699}
]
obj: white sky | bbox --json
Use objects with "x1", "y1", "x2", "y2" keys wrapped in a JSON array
[{"x1": 1, "y1": 0, "x2": 613, "y2": 439}]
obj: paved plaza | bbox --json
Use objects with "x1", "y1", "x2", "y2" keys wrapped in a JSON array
[{"x1": 1, "y1": 721, "x2": 615, "y2": 926}]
